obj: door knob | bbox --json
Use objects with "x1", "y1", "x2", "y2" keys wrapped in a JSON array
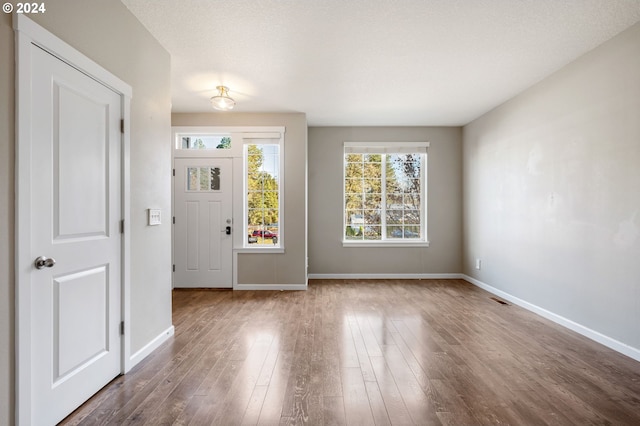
[
  {"x1": 226, "y1": 226, "x2": 232, "y2": 235},
  {"x1": 34, "y1": 256, "x2": 56, "y2": 270}
]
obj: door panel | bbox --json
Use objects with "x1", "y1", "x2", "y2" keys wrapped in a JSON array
[
  {"x1": 174, "y1": 158, "x2": 232, "y2": 288},
  {"x1": 186, "y1": 201, "x2": 199, "y2": 270},
  {"x1": 54, "y1": 81, "x2": 109, "y2": 239},
  {"x1": 29, "y1": 45, "x2": 122, "y2": 425},
  {"x1": 54, "y1": 266, "x2": 109, "y2": 382},
  {"x1": 208, "y1": 201, "x2": 222, "y2": 270}
]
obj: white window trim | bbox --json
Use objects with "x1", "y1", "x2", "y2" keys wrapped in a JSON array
[
  {"x1": 342, "y1": 241, "x2": 430, "y2": 248},
  {"x1": 172, "y1": 126, "x2": 283, "y2": 158},
  {"x1": 342, "y1": 141, "x2": 430, "y2": 247},
  {"x1": 242, "y1": 135, "x2": 285, "y2": 250},
  {"x1": 171, "y1": 127, "x2": 285, "y2": 253}
]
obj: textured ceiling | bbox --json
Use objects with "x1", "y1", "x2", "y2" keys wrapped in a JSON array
[{"x1": 121, "y1": 0, "x2": 640, "y2": 126}]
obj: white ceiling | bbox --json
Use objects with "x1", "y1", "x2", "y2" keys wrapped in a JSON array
[{"x1": 121, "y1": 0, "x2": 640, "y2": 126}]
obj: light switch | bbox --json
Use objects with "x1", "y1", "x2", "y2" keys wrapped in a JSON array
[{"x1": 148, "y1": 209, "x2": 161, "y2": 226}]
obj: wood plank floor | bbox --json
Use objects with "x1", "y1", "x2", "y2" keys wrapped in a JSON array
[{"x1": 60, "y1": 279, "x2": 640, "y2": 425}]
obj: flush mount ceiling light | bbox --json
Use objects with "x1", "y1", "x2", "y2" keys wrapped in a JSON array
[{"x1": 210, "y1": 86, "x2": 236, "y2": 111}]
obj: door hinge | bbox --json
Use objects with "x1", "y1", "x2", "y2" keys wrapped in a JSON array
[
  {"x1": 120, "y1": 321, "x2": 125, "y2": 336},
  {"x1": 120, "y1": 119, "x2": 124, "y2": 134},
  {"x1": 119, "y1": 219, "x2": 124, "y2": 234},
  {"x1": 172, "y1": 264, "x2": 175, "y2": 272},
  {"x1": 172, "y1": 216, "x2": 175, "y2": 224},
  {"x1": 172, "y1": 168, "x2": 175, "y2": 176}
]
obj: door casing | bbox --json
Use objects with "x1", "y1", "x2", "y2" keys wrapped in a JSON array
[{"x1": 14, "y1": 14, "x2": 132, "y2": 425}]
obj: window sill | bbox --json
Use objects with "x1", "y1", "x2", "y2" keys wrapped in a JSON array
[
  {"x1": 235, "y1": 247, "x2": 285, "y2": 254},
  {"x1": 342, "y1": 240, "x2": 430, "y2": 248}
]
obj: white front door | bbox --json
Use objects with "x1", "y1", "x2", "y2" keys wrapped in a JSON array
[
  {"x1": 28, "y1": 45, "x2": 123, "y2": 425},
  {"x1": 173, "y1": 158, "x2": 233, "y2": 287}
]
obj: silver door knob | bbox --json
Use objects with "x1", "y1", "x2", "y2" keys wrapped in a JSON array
[{"x1": 34, "y1": 256, "x2": 56, "y2": 269}]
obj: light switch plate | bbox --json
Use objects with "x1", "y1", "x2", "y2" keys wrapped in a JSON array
[{"x1": 148, "y1": 209, "x2": 161, "y2": 226}]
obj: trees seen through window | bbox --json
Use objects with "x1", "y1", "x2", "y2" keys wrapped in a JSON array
[{"x1": 344, "y1": 149, "x2": 425, "y2": 242}]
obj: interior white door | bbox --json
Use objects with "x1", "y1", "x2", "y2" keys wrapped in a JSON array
[
  {"x1": 29, "y1": 46, "x2": 122, "y2": 425},
  {"x1": 174, "y1": 158, "x2": 233, "y2": 288}
]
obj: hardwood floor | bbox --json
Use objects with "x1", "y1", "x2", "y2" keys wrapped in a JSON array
[{"x1": 60, "y1": 279, "x2": 640, "y2": 425}]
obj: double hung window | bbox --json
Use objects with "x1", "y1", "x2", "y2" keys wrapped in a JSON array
[{"x1": 343, "y1": 142, "x2": 429, "y2": 246}]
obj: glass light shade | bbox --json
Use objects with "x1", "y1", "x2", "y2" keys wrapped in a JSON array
[{"x1": 210, "y1": 86, "x2": 235, "y2": 111}]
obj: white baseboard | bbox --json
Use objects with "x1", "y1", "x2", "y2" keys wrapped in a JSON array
[
  {"x1": 308, "y1": 273, "x2": 463, "y2": 280},
  {"x1": 233, "y1": 283, "x2": 308, "y2": 291},
  {"x1": 128, "y1": 325, "x2": 175, "y2": 369},
  {"x1": 462, "y1": 275, "x2": 640, "y2": 362}
]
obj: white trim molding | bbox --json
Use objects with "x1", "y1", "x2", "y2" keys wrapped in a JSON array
[
  {"x1": 233, "y1": 284, "x2": 307, "y2": 291},
  {"x1": 128, "y1": 326, "x2": 175, "y2": 368},
  {"x1": 235, "y1": 248, "x2": 285, "y2": 254},
  {"x1": 342, "y1": 241, "x2": 430, "y2": 248},
  {"x1": 462, "y1": 275, "x2": 640, "y2": 362},
  {"x1": 308, "y1": 273, "x2": 463, "y2": 280}
]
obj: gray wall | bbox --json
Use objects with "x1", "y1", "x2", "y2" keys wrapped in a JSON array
[
  {"x1": 463, "y1": 22, "x2": 640, "y2": 351},
  {"x1": 0, "y1": 1, "x2": 173, "y2": 423},
  {"x1": 308, "y1": 127, "x2": 463, "y2": 275},
  {"x1": 172, "y1": 112, "x2": 308, "y2": 285}
]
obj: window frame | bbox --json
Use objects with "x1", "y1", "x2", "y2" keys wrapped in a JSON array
[
  {"x1": 178, "y1": 134, "x2": 233, "y2": 150},
  {"x1": 342, "y1": 141, "x2": 429, "y2": 247},
  {"x1": 242, "y1": 137, "x2": 285, "y2": 251},
  {"x1": 172, "y1": 126, "x2": 286, "y2": 254}
]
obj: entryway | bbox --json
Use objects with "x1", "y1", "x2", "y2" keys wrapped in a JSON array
[{"x1": 171, "y1": 128, "x2": 286, "y2": 289}]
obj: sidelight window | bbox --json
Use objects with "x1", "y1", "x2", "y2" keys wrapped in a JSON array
[{"x1": 244, "y1": 141, "x2": 282, "y2": 247}]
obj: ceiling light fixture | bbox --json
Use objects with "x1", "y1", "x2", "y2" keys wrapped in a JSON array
[{"x1": 210, "y1": 86, "x2": 236, "y2": 111}]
